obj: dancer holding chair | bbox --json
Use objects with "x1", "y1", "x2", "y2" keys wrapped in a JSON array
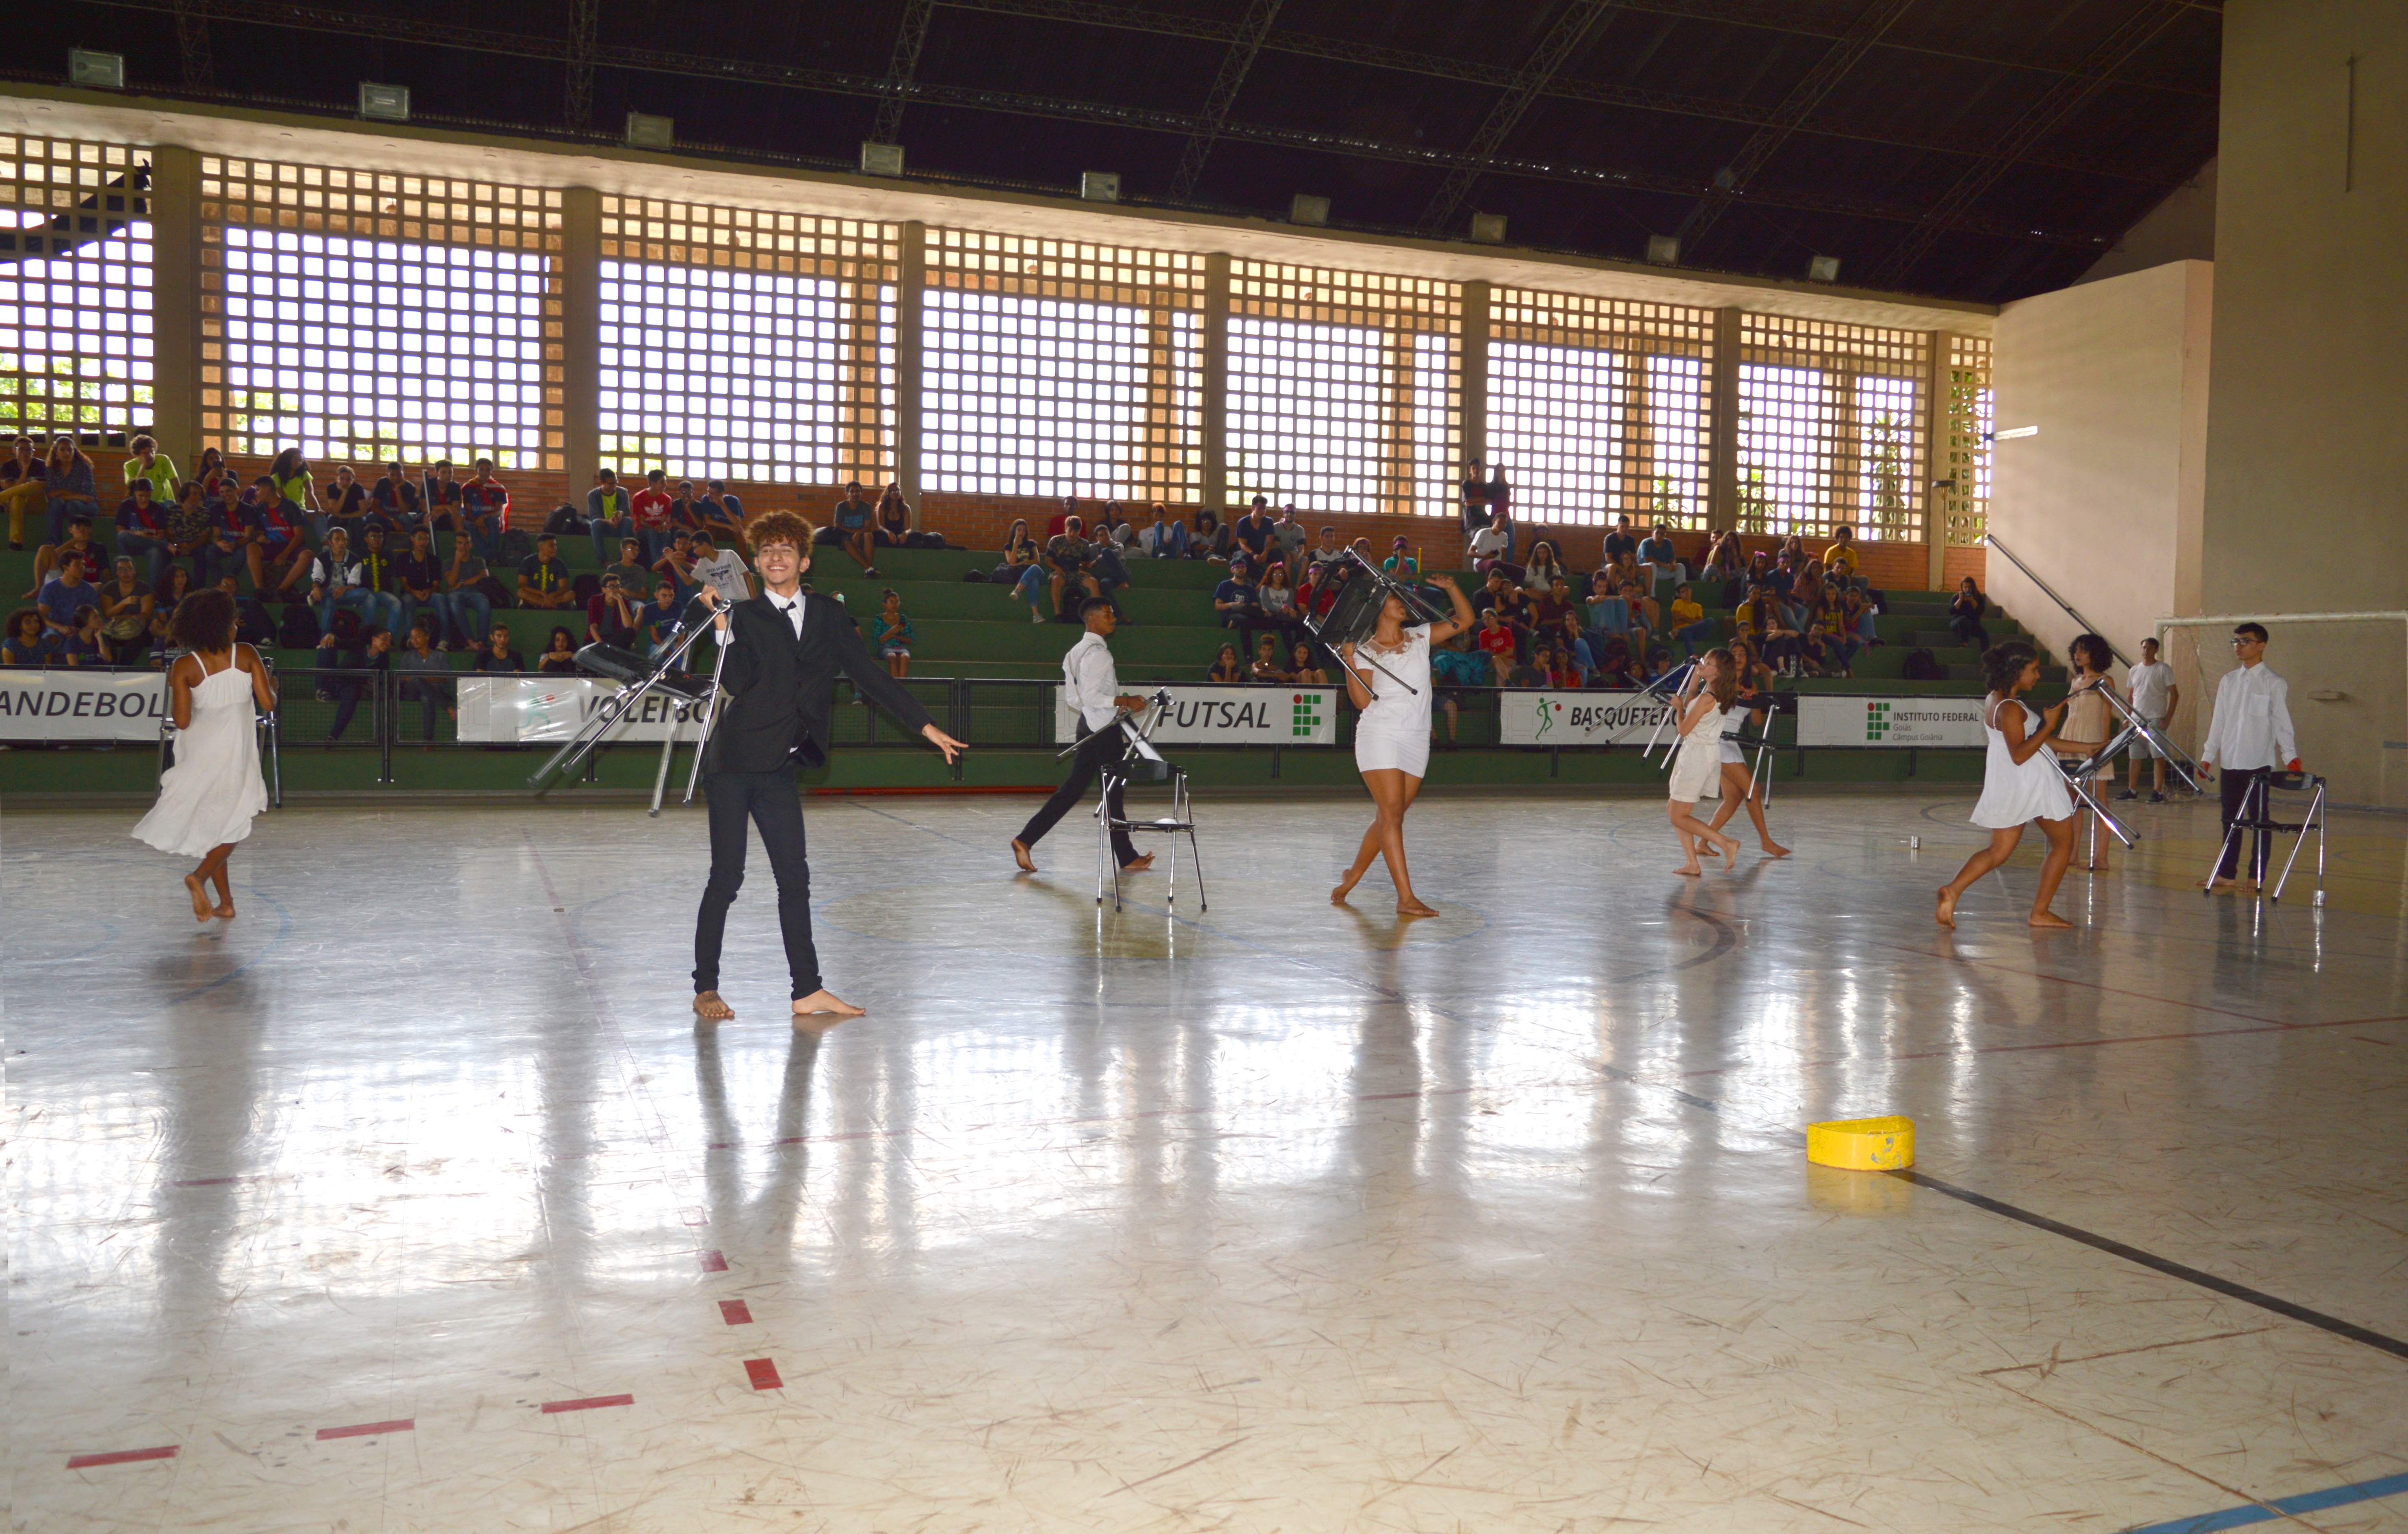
[
  {"x1": 1012, "y1": 597, "x2": 1156, "y2": 875},
  {"x1": 1331, "y1": 573, "x2": 1474, "y2": 916}
]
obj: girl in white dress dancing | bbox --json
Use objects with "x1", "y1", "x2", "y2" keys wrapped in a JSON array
[
  {"x1": 132, "y1": 588, "x2": 276, "y2": 921},
  {"x1": 1667, "y1": 648, "x2": 1743, "y2": 874},
  {"x1": 1936, "y1": 643, "x2": 2079, "y2": 929},
  {"x1": 1332, "y1": 574, "x2": 1473, "y2": 916},
  {"x1": 1701, "y1": 636, "x2": 1791, "y2": 858}
]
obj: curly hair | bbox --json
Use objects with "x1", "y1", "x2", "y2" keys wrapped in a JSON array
[
  {"x1": 168, "y1": 587, "x2": 237, "y2": 653},
  {"x1": 1981, "y1": 641, "x2": 2038, "y2": 693},
  {"x1": 748, "y1": 510, "x2": 813, "y2": 552},
  {"x1": 2067, "y1": 633, "x2": 2112, "y2": 673}
]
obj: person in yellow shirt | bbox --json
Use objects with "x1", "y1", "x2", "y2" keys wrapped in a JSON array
[
  {"x1": 1667, "y1": 581, "x2": 1713, "y2": 658},
  {"x1": 1825, "y1": 523, "x2": 1861, "y2": 582}
]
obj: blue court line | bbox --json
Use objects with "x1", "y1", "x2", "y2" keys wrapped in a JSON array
[{"x1": 2124, "y1": 1469, "x2": 2408, "y2": 1532}]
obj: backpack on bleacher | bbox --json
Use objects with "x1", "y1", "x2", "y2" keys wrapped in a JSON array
[
  {"x1": 1902, "y1": 647, "x2": 1944, "y2": 681},
  {"x1": 500, "y1": 528, "x2": 536, "y2": 562},
  {"x1": 275, "y1": 602, "x2": 320, "y2": 649},
  {"x1": 574, "y1": 572, "x2": 602, "y2": 604}
]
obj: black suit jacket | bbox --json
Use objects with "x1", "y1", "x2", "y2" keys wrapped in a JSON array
[{"x1": 702, "y1": 593, "x2": 935, "y2": 773}]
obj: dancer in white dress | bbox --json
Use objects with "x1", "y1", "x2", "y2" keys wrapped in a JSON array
[
  {"x1": 1701, "y1": 637, "x2": 1791, "y2": 858},
  {"x1": 1936, "y1": 643, "x2": 2080, "y2": 929},
  {"x1": 131, "y1": 587, "x2": 276, "y2": 921},
  {"x1": 1666, "y1": 648, "x2": 1743, "y2": 875},
  {"x1": 1332, "y1": 573, "x2": 1473, "y2": 916}
]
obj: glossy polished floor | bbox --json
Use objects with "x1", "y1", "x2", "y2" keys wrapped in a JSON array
[{"x1": 8, "y1": 787, "x2": 2408, "y2": 1534}]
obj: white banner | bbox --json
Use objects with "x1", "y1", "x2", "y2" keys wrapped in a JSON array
[
  {"x1": 0, "y1": 670, "x2": 169, "y2": 741},
  {"x1": 1498, "y1": 690, "x2": 1679, "y2": 746},
  {"x1": 1797, "y1": 695, "x2": 1985, "y2": 748},
  {"x1": 456, "y1": 676, "x2": 704, "y2": 744},
  {"x1": 1054, "y1": 685, "x2": 1338, "y2": 745}
]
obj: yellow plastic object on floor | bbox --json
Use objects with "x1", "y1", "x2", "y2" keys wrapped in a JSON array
[{"x1": 1806, "y1": 1115, "x2": 1915, "y2": 1170}]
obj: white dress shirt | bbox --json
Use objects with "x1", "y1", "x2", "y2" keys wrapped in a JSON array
[
  {"x1": 1062, "y1": 630, "x2": 1121, "y2": 730},
  {"x1": 717, "y1": 589, "x2": 805, "y2": 648},
  {"x1": 2201, "y1": 662, "x2": 2296, "y2": 769}
]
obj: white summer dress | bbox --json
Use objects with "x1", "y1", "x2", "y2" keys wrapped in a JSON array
[
  {"x1": 1668, "y1": 699, "x2": 1728, "y2": 801},
  {"x1": 1351, "y1": 626, "x2": 1432, "y2": 777},
  {"x1": 132, "y1": 649, "x2": 269, "y2": 858},
  {"x1": 1970, "y1": 693, "x2": 2074, "y2": 830}
]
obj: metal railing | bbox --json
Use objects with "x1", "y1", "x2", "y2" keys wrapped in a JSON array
[{"x1": 1984, "y1": 535, "x2": 2129, "y2": 667}]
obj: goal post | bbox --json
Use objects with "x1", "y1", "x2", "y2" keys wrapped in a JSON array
[{"x1": 2155, "y1": 611, "x2": 2408, "y2": 810}]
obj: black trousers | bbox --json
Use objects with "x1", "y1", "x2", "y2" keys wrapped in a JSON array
[
  {"x1": 694, "y1": 769, "x2": 819, "y2": 1000},
  {"x1": 2217, "y1": 766, "x2": 2275, "y2": 881},
  {"x1": 1019, "y1": 720, "x2": 1137, "y2": 865}
]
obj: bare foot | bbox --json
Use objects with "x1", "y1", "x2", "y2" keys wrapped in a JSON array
[
  {"x1": 184, "y1": 875, "x2": 214, "y2": 922},
  {"x1": 1714, "y1": 834, "x2": 1743, "y2": 862},
  {"x1": 1010, "y1": 838, "x2": 1037, "y2": 872},
  {"x1": 2208, "y1": 876, "x2": 2238, "y2": 893},
  {"x1": 1330, "y1": 883, "x2": 1352, "y2": 906},
  {"x1": 1120, "y1": 852, "x2": 1156, "y2": 873},
  {"x1": 2029, "y1": 910, "x2": 2075, "y2": 929},
  {"x1": 213, "y1": 901, "x2": 236, "y2": 920},
  {"x1": 1935, "y1": 886, "x2": 1958, "y2": 928},
  {"x1": 793, "y1": 989, "x2": 866, "y2": 1018},
  {"x1": 693, "y1": 990, "x2": 735, "y2": 1023},
  {"x1": 1761, "y1": 841, "x2": 1791, "y2": 857},
  {"x1": 1696, "y1": 841, "x2": 1720, "y2": 858},
  {"x1": 1676, "y1": 863, "x2": 1702, "y2": 877},
  {"x1": 1396, "y1": 898, "x2": 1439, "y2": 917}
]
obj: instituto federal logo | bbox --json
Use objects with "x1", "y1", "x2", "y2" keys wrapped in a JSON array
[
  {"x1": 1290, "y1": 692, "x2": 1323, "y2": 738},
  {"x1": 1864, "y1": 700, "x2": 1893, "y2": 741}
]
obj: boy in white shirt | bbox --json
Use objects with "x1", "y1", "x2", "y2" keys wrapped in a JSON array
[
  {"x1": 2198, "y1": 622, "x2": 2300, "y2": 891},
  {"x1": 689, "y1": 531, "x2": 753, "y2": 608},
  {"x1": 2117, "y1": 635, "x2": 2180, "y2": 803}
]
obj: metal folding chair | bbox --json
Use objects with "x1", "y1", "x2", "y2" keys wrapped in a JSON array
[
  {"x1": 2202, "y1": 771, "x2": 2326, "y2": 904},
  {"x1": 1086, "y1": 700, "x2": 1206, "y2": 914}
]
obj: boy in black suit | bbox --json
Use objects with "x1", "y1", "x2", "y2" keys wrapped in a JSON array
[{"x1": 693, "y1": 511, "x2": 966, "y2": 1023}]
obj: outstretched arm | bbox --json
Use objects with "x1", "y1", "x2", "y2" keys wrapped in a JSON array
[{"x1": 1421, "y1": 575, "x2": 1475, "y2": 646}]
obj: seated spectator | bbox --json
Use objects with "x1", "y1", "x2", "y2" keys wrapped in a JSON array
[
  {"x1": 1000, "y1": 517, "x2": 1039, "y2": 566},
  {"x1": 1249, "y1": 632, "x2": 1291, "y2": 684},
  {"x1": 1045, "y1": 496, "x2": 1077, "y2": 540},
  {"x1": 1825, "y1": 522, "x2": 1862, "y2": 583},
  {"x1": 1637, "y1": 522, "x2": 1683, "y2": 587},
  {"x1": 1521, "y1": 540, "x2": 1566, "y2": 596},
  {"x1": 1002, "y1": 538, "x2": 1048, "y2": 624},
  {"x1": 152, "y1": 565, "x2": 194, "y2": 628},
  {"x1": 1273, "y1": 504, "x2": 1309, "y2": 578},
  {"x1": 1047, "y1": 517, "x2": 1103, "y2": 620},
  {"x1": 216, "y1": 574, "x2": 274, "y2": 649},
  {"x1": 36, "y1": 556, "x2": 98, "y2": 642},
  {"x1": 1601, "y1": 514, "x2": 1638, "y2": 566},
  {"x1": 321, "y1": 464, "x2": 370, "y2": 540},
  {"x1": 1429, "y1": 622, "x2": 1492, "y2": 694},
  {"x1": 1468, "y1": 509, "x2": 1520, "y2": 582},
  {"x1": 374, "y1": 459, "x2": 427, "y2": 535},
  {"x1": 1212, "y1": 559, "x2": 1261, "y2": 632},
  {"x1": 1949, "y1": 576, "x2": 1990, "y2": 648},
  {"x1": 1138, "y1": 502, "x2": 1188, "y2": 559},
  {"x1": 95, "y1": 557, "x2": 154, "y2": 664},
  {"x1": 442, "y1": 531, "x2": 499, "y2": 648},
  {"x1": 536, "y1": 626, "x2": 582, "y2": 674},
  {"x1": 108, "y1": 478, "x2": 169, "y2": 584},
  {"x1": 1288, "y1": 641, "x2": 1327, "y2": 685},
  {"x1": 1190, "y1": 507, "x2": 1234, "y2": 563},
  {"x1": 162, "y1": 481, "x2": 221, "y2": 587},
  {"x1": 651, "y1": 529, "x2": 702, "y2": 615},
  {"x1": 38, "y1": 434, "x2": 101, "y2": 550},
  {"x1": 1701, "y1": 529, "x2": 1746, "y2": 585},
  {"x1": 826, "y1": 479, "x2": 878, "y2": 574},
  {"x1": 120, "y1": 433, "x2": 180, "y2": 503},
  {"x1": 310, "y1": 528, "x2": 396, "y2": 638},
  {"x1": 1307, "y1": 525, "x2": 1345, "y2": 571},
  {"x1": 1838, "y1": 582, "x2": 1879, "y2": 650},
  {"x1": 1232, "y1": 497, "x2": 1275, "y2": 568},
  {"x1": 1548, "y1": 609, "x2": 1597, "y2": 684},
  {"x1": 1085, "y1": 521, "x2": 1134, "y2": 618},
  {"x1": 699, "y1": 480, "x2": 749, "y2": 553},
  {"x1": 1532, "y1": 574, "x2": 1578, "y2": 635},
  {"x1": 1381, "y1": 535, "x2": 1420, "y2": 582},
  {"x1": 355, "y1": 523, "x2": 409, "y2": 632},
  {"x1": 474, "y1": 622, "x2": 526, "y2": 673},
  {"x1": 395, "y1": 620, "x2": 455, "y2": 744},
  {"x1": 873, "y1": 589, "x2": 916, "y2": 679},
  {"x1": 1098, "y1": 501, "x2": 1139, "y2": 552},
  {"x1": 587, "y1": 572, "x2": 641, "y2": 650},
  {"x1": 232, "y1": 481, "x2": 301, "y2": 597},
  {"x1": 1474, "y1": 606, "x2": 1517, "y2": 684},
  {"x1": 1, "y1": 434, "x2": 48, "y2": 550},
  {"x1": 318, "y1": 624, "x2": 393, "y2": 741},
  {"x1": 666, "y1": 479, "x2": 706, "y2": 537},
  {"x1": 2, "y1": 607, "x2": 51, "y2": 665},
  {"x1": 602, "y1": 537, "x2": 655, "y2": 602},
  {"x1": 585, "y1": 467, "x2": 634, "y2": 568},
  {"x1": 1735, "y1": 582, "x2": 1805, "y2": 675},
  {"x1": 689, "y1": 531, "x2": 752, "y2": 608},
  {"x1": 57, "y1": 604, "x2": 107, "y2": 666},
  {"x1": 1621, "y1": 579, "x2": 1659, "y2": 648},
  {"x1": 1206, "y1": 642, "x2": 1245, "y2": 683},
  {"x1": 1667, "y1": 582, "x2": 1715, "y2": 657},
  {"x1": 518, "y1": 533, "x2": 577, "y2": 611},
  {"x1": 30, "y1": 511, "x2": 107, "y2": 596},
  {"x1": 422, "y1": 459, "x2": 466, "y2": 548},
  {"x1": 1589, "y1": 632, "x2": 1639, "y2": 689},
  {"x1": 1607, "y1": 550, "x2": 1646, "y2": 599},
  {"x1": 873, "y1": 484, "x2": 912, "y2": 550},
  {"x1": 460, "y1": 458, "x2": 511, "y2": 563},
  {"x1": 1256, "y1": 561, "x2": 1299, "y2": 635},
  {"x1": 395, "y1": 528, "x2": 449, "y2": 650}
]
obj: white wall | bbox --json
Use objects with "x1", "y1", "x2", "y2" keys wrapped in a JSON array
[
  {"x1": 2078, "y1": 159, "x2": 2216, "y2": 286},
  {"x1": 1988, "y1": 261, "x2": 2213, "y2": 672}
]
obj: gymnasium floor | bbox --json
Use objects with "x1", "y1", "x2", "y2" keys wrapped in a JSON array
[{"x1": 8, "y1": 789, "x2": 2406, "y2": 1534}]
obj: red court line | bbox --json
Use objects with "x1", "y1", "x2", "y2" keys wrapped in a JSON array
[
  {"x1": 720, "y1": 1300, "x2": 753, "y2": 1325},
  {"x1": 744, "y1": 1358, "x2": 783, "y2": 1391},
  {"x1": 316, "y1": 1419, "x2": 413, "y2": 1441},
  {"x1": 540, "y1": 1394, "x2": 633, "y2": 1415},
  {"x1": 698, "y1": 1249, "x2": 728, "y2": 1272},
  {"x1": 67, "y1": 1446, "x2": 178, "y2": 1469}
]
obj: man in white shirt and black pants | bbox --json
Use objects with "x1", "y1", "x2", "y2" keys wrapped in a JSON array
[
  {"x1": 2198, "y1": 622, "x2": 2300, "y2": 891},
  {"x1": 1011, "y1": 596, "x2": 1155, "y2": 875},
  {"x1": 2118, "y1": 636, "x2": 2180, "y2": 803}
]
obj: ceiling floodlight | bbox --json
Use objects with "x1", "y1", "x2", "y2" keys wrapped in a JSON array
[
  {"x1": 1646, "y1": 234, "x2": 1679, "y2": 266},
  {"x1": 1469, "y1": 212, "x2": 1507, "y2": 244},
  {"x1": 1806, "y1": 254, "x2": 1842, "y2": 283},
  {"x1": 1081, "y1": 171, "x2": 1121, "y2": 203},
  {"x1": 69, "y1": 49, "x2": 126, "y2": 89},
  {"x1": 625, "y1": 113, "x2": 675, "y2": 150},
  {"x1": 358, "y1": 82, "x2": 411, "y2": 122},
  {"x1": 1289, "y1": 194, "x2": 1330, "y2": 226},
  {"x1": 861, "y1": 141, "x2": 905, "y2": 177}
]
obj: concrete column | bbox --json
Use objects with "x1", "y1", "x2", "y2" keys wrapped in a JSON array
[
  {"x1": 1924, "y1": 330, "x2": 1956, "y2": 589},
  {"x1": 558, "y1": 187, "x2": 601, "y2": 491},
  {"x1": 1200, "y1": 251, "x2": 1230, "y2": 510},
  {"x1": 146, "y1": 144, "x2": 201, "y2": 459},
  {"x1": 896, "y1": 221, "x2": 926, "y2": 524},
  {"x1": 1705, "y1": 306, "x2": 1742, "y2": 533},
  {"x1": 1459, "y1": 279, "x2": 1490, "y2": 482}
]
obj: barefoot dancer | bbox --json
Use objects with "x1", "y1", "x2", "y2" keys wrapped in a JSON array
[
  {"x1": 693, "y1": 513, "x2": 967, "y2": 1023},
  {"x1": 1702, "y1": 643, "x2": 1790, "y2": 858},
  {"x1": 132, "y1": 587, "x2": 275, "y2": 920},
  {"x1": 1332, "y1": 574, "x2": 1473, "y2": 916},
  {"x1": 1665, "y1": 648, "x2": 1744, "y2": 875},
  {"x1": 1936, "y1": 644, "x2": 2080, "y2": 930},
  {"x1": 1011, "y1": 598, "x2": 1156, "y2": 877}
]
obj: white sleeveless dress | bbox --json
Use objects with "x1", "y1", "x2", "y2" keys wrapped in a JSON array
[
  {"x1": 1970, "y1": 693, "x2": 2074, "y2": 830},
  {"x1": 1668, "y1": 700, "x2": 1727, "y2": 801},
  {"x1": 1351, "y1": 626, "x2": 1432, "y2": 777},
  {"x1": 133, "y1": 650, "x2": 269, "y2": 858}
]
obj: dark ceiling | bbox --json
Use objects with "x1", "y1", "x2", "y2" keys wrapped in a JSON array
[{"x1": 36, "y1": 0, "x2": 2220, "y2": 303}]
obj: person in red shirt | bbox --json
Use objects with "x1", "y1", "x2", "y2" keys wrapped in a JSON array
[
  {"x1": 630, "y1": 468, "x2": 675, "y2": 561},
  {"x1": 460, "y1": 457, "x2": 511, "y2": 563},
  {"x1": 1475, "y1": 607, "x2": 1517, "y2": 685}
]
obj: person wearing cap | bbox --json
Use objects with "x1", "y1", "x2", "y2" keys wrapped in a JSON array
[{"x1": 1380, "y1": 536, "x2": 1420, "y2": 582}]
